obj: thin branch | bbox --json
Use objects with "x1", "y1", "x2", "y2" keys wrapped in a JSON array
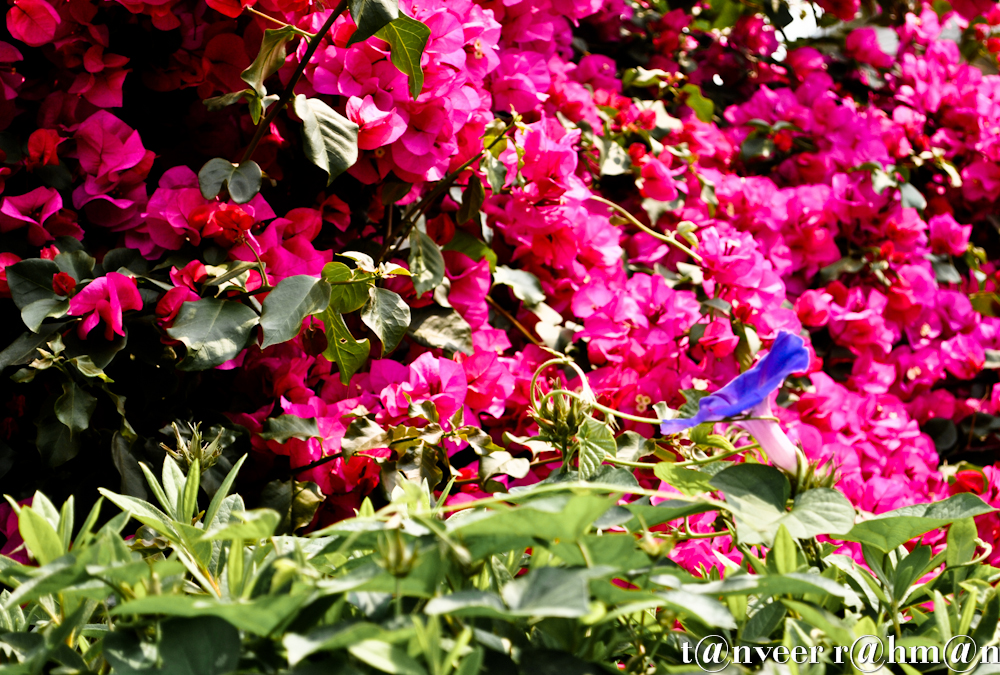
[{"x1": 241, "y1": 0, "x2": 347, "y2": 165}]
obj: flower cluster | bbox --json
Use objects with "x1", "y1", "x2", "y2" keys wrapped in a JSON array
[{"x1": 5, "y1": 0, "x2": 1000, "y2": 575}]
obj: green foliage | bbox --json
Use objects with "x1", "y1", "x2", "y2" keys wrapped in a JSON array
[
  {"x1": 259, "y1": 275, "x2": 333, "y2": 349},
  {"x1": 348, "y1": 0, "x2": 400, "y2": 46},
  {"x1": 375, "y1": 14, "x2": 431, "y2": 100},
  {"x1": 2, "y1": 451, "x2": 997, "y2": 675},
  {"x1": 292, "y1": 95, "x2": 360, "y2": 185},
  {"x1": 166, "y1": 298, "x2": 260, "y2": 371},
  {"x1": 197, "y1": 158, "x2": 263, "y2": 204},
  {"x1": 408, "y1": 230, "x2": 445, "y2": 297}
]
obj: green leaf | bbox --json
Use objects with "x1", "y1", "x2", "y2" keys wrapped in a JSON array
[
  {"x1": 323, "y1": 262, "x2": 374, "y2": 313},
  {"x1": 0, "y1": 326, "x2": 66, "y2": 371},
  {"x1": 204, "y1": 89, "x2": 254, "y2": 111},
  {"x1": 493, "y1": 266, "x2": 545, "y2": 306},
  {"x1": 157, "y1": 617, "x2": 240, "y2": 675},
  {"x1": 54, "y1": 381, "x2": 97, "y2": 437},
  {"x1": 361, "y1": 287, "x2": 411, "y2": 354},
  {"x1": 260, "y1": 275, "x2": 332, "y2": 349},
  {"x1": 197, "y1": 158, "x2": 263, "y2": 204},
  {"x1": 653, "y1": 463, "x2": 715, "y2": 496},
  {"x1": 204, "y1": 454, "x2": 247, "y2": 528},
  {"x1": 7, "y1": 259, "x2": 59, "y2": 310},
  {"x1": 202, "y1": 508, "x2": 280, "y2": 540},
  {"x1": 576, "y1": 416, "x2": 615, "y2": 480},
  {"x1": 348, "y1": 640, "x2": 428, "y2": 675},
  {"x1": 112, "y1": 595, "x2": 308, "y2": 636},
  {"x1": 483, "y1": 154, "x2": 506, "y2": 193},
  {"x1": 35, "y1": 402, "x2": 78, "y2": 466},
  {"x1": 741, "y1": 134, "x2": 776, "y2": 162},
  {"x1": 180, "y1": 459, "x2": 200, "y2": 524},
  {"x1": 838, "y1": 494, "x2": 995, "y2": 552},
  {"x1": 780, "y1": 488, "x2": 856, "y2": 540},
  {"x1": 771, "y1": 524, "x2": 798, "y2": 575},
  {"x1": 54, "y1": 250, "x2": 95, "y2": 281},
  {"x1": 375, "y1": 14, "x2": 431, "y2": 99},
  {"x1": 892, "y1": 545, "x2": 931, "y2": 602},
  {"x1": 98, "y1": 488, "x2": 177, "y2": 539},
  {"x1": 616, "y1": 431, "x2": 655, "y2": 463},
  {"x1": 341, "y1": 417, "x2": 389, "y2": 457},
  {"x1": 293, "y1": 95, "x2": 359, "y2": 186},
  {"x1": 681, "y1": 83, "x2": 714, "y2": 122},
  {"x1": 899, "y1": 182, "x2": 927, "y2": 210},
  {"x1": 18, "y1": 507, "x2": 64, "y2": 566},
  {"x1": 409, "y1": 230, "x2": 445, "y2": 296},
  {"x1": 259, "y1": 480, "x2": 325, "y2": 534},
  {"x1": 21, "y1": 298, "x2": 68, "y2": 332},
  {"x1": 348, "y1": 0, "x2": 399, "y2": 46},
  {"x1": 502, "y1": 566, "x2": 611, "y2": 618},
  {"x1": 710, "y1": 463, "x2": 788, "y2": 535},
  {"x1": 407, "y1": 306, "x2": 473, "y2": 355},
  {"x1": 166, "y1": 298, "x2": 259, "y2": 371},
  {"x1": 321, "y1": 308, "x2": 371, "y2": 385},
  {"x1": 457, "y1": 174, "x2": 485, "y2": 224},
  {"x1": 946, "y1": 517, "x2": 978, "y2": 567},
  {"x1": 260, "y1": 415, "x2": 322, "y2": 443},
  {"x1": 241, "y1": 26, "x2": 297, "y2": 98},
  {"x1": 443, "y1": 231, "x2": 496, "y2": 271}
]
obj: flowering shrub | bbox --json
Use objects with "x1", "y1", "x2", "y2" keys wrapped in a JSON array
[{"x1": 4, "y1": 0, "x2": 1000, "y2": 590}]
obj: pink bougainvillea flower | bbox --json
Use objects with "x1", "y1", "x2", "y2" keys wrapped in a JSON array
[
  {"x1": 25, "y1": 128, "x2": 62, "y2": 171},
  {"x1": 0, "y1": 186, "x2": 63, "y2": 245},
  {"x1": 346, "y1": 95, "x2": 407, "y2": 150},
  {"x1": 6, "y1": 0, "x2": 61, "y2": 48},
  {"x1": 69, "y1": 272, "x2": 143, "y2": 340}
]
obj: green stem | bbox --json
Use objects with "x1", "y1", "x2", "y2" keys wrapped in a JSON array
[
  {"x1": 240, "y1": 0, "x2": 347, "y2": 165},
  {"x1": 247, "y1": 7, "x2": 316, "y2": 38},
  {"x1": 589, "y1": 195, "x2": 704, "y2": 263}
]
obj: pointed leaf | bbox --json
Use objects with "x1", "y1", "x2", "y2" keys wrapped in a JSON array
[
  {"x1": 18, "y1": 507, "x2": 64, "y2": 566},
  {"x1": 6, "y1": 259, "x2": 59, "y2": 310},
  {"x1": 260, "y1": 415, "x2": 322, "y2": 443},
  {"x1": 322, "y1": 262, "x2": 374, "y2": 313},
  {"x1": 321, "y1": 308, "x2": 370, "y2": 384},
  {"x1": 292, "y1": 95, "x2": 359, "y2": 185},
  {"x1": 241, "y1": 26, "x2": 297, "y2": 98},
  {"x1": 54, "y1": 381, "x2": 97, "y2": 436},
  {"x1": 407, "y1": 306, "x2": 473, "y2": 355},
  {"x1": 166, "y1": 298, "x2": 259, "y2": 371},
  {"x1": 260, "y1": 275, "x2": 332, "y2": 349},
  {"x1": 408, "y1": 229, "x2": 445, "y2": 296},
  {"x1": 202, "y1": 508, "x2": 280, "y2": 540},
  {"x1": 375, "y1": 14, "x2": 430, "y2": 99},
  {"x1": 348, "y1": 0, "x2": 399, "y2": 46},
  {"x1": 361, "y1": 287, "x2": 411, "y2": 354},
  {"x1": 576, "y1": 416, "x2": 615, "y2": 480}
]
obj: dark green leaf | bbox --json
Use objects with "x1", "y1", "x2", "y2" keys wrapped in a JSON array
[
  {"x1": 837, "y1": 494, "x2": 995, "y2": 552},
  {"x1": 741, "y1": 134, "x2": 776, "y2": 162},
  {"x1": 293, "y1": 95, "x2": 359, "y2": 186},
  {"x1": 260, "y1": 275, "x2": 332, "y2": 349},
  {"x1": 54, "y1": 381, "x2": 97, "y2": 436},
  {"x1": 409, "y1": 229, "x2": 445, "y2": 296},
  {"x1": 407, "y1": 305, "x2": 473, "y2": 355},
  {"x1": 259, "y1": 479, "x2": 325, "y2": 534},
  {"x1": 260, "y1": 415, "x2": 322, "y2": 443},
  {"x1": 893, "y1": 545, "x2": 931, "y2": 601},
  {"x1": 493, "y1": 266, "x2": 544, "y2": 306},
  {"x1": 204, "y1": 89, "x2": 254, "y2": 111},
  {"x1": 502, "y1": 566, "x2": 610, "y2": 618},
  {"x1": 484, "y1": 153, "x2": 506, "y2": 193},
  {"x1": 166, "y1": 298, "x2": 259, "y2": 371},
  {"x1": 103, "y1": 631, "x2": 158, "y2": 675},
  {"x1": 348, "y1": 0, "x2": 400, "y2": 45},
  {"x1": 7, "y1": 259, "x2": 59, "y2": 310},
  {"x1": 321, "y1": 308, "x2": 371, "y2": 385},
  {"x1": 0, "y1": 325, "x2": 65, "y2": 371},
  {"x1": 21, "y1": 298, "x2": 68, "y2": 332},
  {"x1": 457, "y1": 174, "x2": 485, "y2": 224},
  {"x1": 375, "y1": 14, "x2": 431, "y2": 99},
  {"x1": 198, "y1": 158, "x2": 263, "y2": 204},
  {"x1": 54, "y1": 250, "x2": 95, "y2": 282},
  {"x1": 361, "y1": 286, "x2": 411, "y2": 354},
  {"x1": 112, "y1": 595, "x2": 308, "y2": 636},
  {"x1": 241, "y1": 26, "x2": 297, "y2": 98},
  {"x1": 157, "y1": 617, "x2": 240, "y2": 675},
  {"x1": 35, "y1": 402, "x2": 78, "y2": 467},
  {"x1": 616, "y1": 430, "x2": 655, "y2": 463}
]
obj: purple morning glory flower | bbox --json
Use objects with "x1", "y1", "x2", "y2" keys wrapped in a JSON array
[{"x1": 659, "y1": 331, "x2": 810, "y2": 472}]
